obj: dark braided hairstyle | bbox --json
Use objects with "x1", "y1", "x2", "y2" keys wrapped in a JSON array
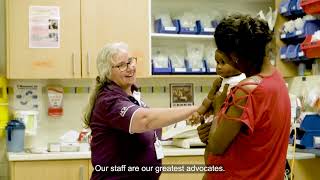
[{"x1": 214, "y1": 14, "x2": 273, "y2": 73}]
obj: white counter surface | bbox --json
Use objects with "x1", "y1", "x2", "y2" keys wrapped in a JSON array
[
  {"x1": 7, "y1": 146, "x2": 204, "y2": 161},
  {"x1": 7, "y1": 146, "x2": 316, "y2": 161}
]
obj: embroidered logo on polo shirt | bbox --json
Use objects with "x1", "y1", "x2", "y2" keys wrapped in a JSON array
[{"x1": 120, "y1": 105, "x2": 135, "y2": 117}]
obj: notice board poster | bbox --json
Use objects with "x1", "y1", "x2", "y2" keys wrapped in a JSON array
[{"x1": 29, "y1": 6, "x2": 60, "y2": 48}]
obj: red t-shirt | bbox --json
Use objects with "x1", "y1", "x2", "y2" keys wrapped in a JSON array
[{"x1": 207, "y1": 69, "x2": 291, "y2": 180}]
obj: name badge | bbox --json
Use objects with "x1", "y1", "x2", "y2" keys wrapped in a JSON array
[{"x1": 154, "y1": 132, "x2": 164, "y2": 160}]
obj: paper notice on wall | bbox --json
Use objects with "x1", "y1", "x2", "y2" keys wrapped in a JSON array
[
  {"x1": 47, "y1": 86, "x2": 64, "y2": 117},
  {"x1": 29, "y1": 6, "x2": 60, "y2": 48},
  {"x1": 14, "y1": 85, "x2": 40, "y2": 110}
]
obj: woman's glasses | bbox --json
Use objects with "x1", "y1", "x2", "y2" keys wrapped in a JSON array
[{"x1": 112, "y1": 57, "x2": 137, "y2": 72}]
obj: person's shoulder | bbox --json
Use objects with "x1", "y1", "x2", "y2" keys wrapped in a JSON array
[
  {"x1": 98, "y1": 86, "x2": 126, "y2": 102},
  {"x1": 237, "y1": 76, "x2": 262, "y2": 93}
]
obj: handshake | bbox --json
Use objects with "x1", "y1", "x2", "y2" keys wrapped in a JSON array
[{"x1": 187, "y1": 77, "x2": 229, "y2": 144}]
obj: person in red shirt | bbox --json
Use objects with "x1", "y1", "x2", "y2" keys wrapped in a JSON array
[{"x1": 197, "y1": 14, "x2": 291, "y2": 180}]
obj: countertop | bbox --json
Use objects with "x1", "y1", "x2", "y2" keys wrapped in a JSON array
[
  {"x1": 7, "y1": 146, "x2": 316, "y2": 162},
  {"x1": 7, "y1": 146, "x2": 205, "y2": 161},
  {"x1": 296, "y1": 148, "x2": 320, "y2": 157}
]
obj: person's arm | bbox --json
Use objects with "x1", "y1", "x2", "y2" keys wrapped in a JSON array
[
  {"x1": 206, "y1": 88, "x2": 248, "y2": 155},
  {"x1": 130, "y1": 106, "x2": 198, "y2": 133},
  {"x1": 188, "y1": 78, "x2": 222, "y2": 125}
]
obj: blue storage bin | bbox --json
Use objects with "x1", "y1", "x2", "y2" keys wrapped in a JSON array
[
  {"x1": 171, "y1": 59, "x2": 188, "y2": 74},
  {"x1": 299, "y1": 114, "x2": 320, "y2": 148},
  {"x1": 185, "y1": 60, "x2": 207, "y2": 74},
  {"x1": 301, "y1": 130, "x2": 320, "y2": 148},
  {"x1": 280, "y1": 0, "x2": 292, "y2": 16},
  {"x1": 196, "y1": 20, "x2": 215, "y2": 35},
  {"x1": 154, "y1": 19, "x2": 179, "y2": 34},
  {"x1": 281, "y1": 20, "x2": 320, "y2": 43},
  {"x1": 174, "y1": 19, "x2": 197, "y2": 34},
  {"x1": 151, "y1": 59, "x2": 172, "y2": 75},
  {"x1": 283, "y1": 44, "x2": 310, "y2": 61},
  {"x1": 290, "y1": 0, "x2": 305, "y2": 16},
  {"x1": 301, "y1": 114, "x2": 320, "y2": 130},
  {"x1": 204, "y1": 59, "x2": 217, "y2": 74},
  {"x1": 286, "y1": 44, "x2": 298, "y2": 59},
  {"x1": 295, "y1": 44, "x2": 309, "y2": 61},
  {"x1": 280, "y1": 46, "x2": 288, "y2": 60}
]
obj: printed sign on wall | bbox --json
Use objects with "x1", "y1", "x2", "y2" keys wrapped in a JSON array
[{"x1": 29, "y1": 6, "x2": 60, "y2": 48}]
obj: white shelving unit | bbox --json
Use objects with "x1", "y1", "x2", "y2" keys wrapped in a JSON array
[
  {"x1": 151, "y1": 33, "x2": 214, "y2": 40},
  {"x1": 150, "y1": 0, "x2": 273, "y2": 77}
]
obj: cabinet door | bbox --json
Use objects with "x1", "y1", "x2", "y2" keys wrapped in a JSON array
[
  {"x1": 81, "y1": 0, "x2": 150, "y2": 78},
  {"x1": 6, "y1": 0, "x2": 81, "y2": 79},
  {"x1": 10, "y1": 160, "x2": 89, "y2": 180},
  {"x1": 160, "y1": 156, "x2": 204, "y2": 180}
]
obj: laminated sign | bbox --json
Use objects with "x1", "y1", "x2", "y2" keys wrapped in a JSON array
[{"x1": 47, "y1": 86, "x2": 63, "y2": 117}]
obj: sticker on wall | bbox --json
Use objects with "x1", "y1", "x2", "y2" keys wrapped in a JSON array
[
  {"x1": 29, "y1": 6, "x2": 60, "y2": 48},
  {"x1": 14, "y1": 85, "x2": 40, "y2": 110}
]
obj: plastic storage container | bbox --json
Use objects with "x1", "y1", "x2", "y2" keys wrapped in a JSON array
[
  {"x1": 280, "y1": 46, "x2": 288, "y2": 60},
  {"x1": 301, "y1": 35, "x2": 320, "y2": 58},
  {"x1": 196, "y1": 20, "x2": 215, "y2": 35},
  {"x1": 185, "y1": 60, "x2": 207, "y2": 74},
  {"x1": 154, "y1": 19, "x2": 179, "y2": 34},
  {"x1": 281, "y1": 20, "x2": 320, "y2": 43},
  {"x1": 285, "y1": 44, "x2": 309, "y2": 61},
  {"x1": 151, "y1": 59, "x2": 172, "y2": 75},
  {"x1": 280, "y1": 0, "x2": 306, "y2": 16},
  {"x1": 174, "y1": 19, "x2": 197, "y2": 34},
  {"x1": 301, "y1": 0, "x2": 320, "y2": 14},
  {"x1": 280, "y1": 0, "x2": 292, "y2": 16},
  {"x1": 6, "y1": 120, "x2": 25, "y2": 152},
  {"x1": 290, "y1": 0, "x2": 306, "y2": 16},
  {"x1": 171, "y1": 59, "x2": 188, "y2": 74},
  {"x1": 205, "y1": 61, "x2": 217, "y2": 74},
  {"x1": 299, "y1": 114, "x2": 320, "y2": 148}
]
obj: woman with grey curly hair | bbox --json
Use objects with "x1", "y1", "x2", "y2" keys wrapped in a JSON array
[
  {"x1": 197, "y1": 14, "x2": 290, "y2": 179},
  {"x1": 83, "y1": 42, "x2": 198, "y2": 180}
]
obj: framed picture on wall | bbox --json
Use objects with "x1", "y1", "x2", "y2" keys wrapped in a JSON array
[{"x1": 169, "y1": 83, "x2": 194, "y2": 107}]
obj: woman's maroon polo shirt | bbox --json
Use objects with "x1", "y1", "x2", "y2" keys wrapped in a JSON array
[{"x1": 90, "y1": 82, "x2": 161, "y2": 179}]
